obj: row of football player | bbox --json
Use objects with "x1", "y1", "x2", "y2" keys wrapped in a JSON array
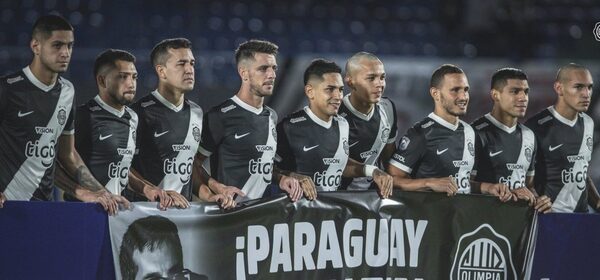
[{"x1": 0, "y1": 15, "x2": 595, "y2": 214}]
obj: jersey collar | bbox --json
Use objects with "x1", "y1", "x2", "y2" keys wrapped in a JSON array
[
  {"x1": 151, "y1": 90, "x2": 184, "y2": 112},
  {"x1": 231, "y1": 95, "x2": 263, "y2": 115},
  {"x1": 548, "y1": 106, "x2": 578, "y2": 127},
  {"x1": 23, "y1": 66, "x2": 56, "y2": 92},
  {"x1": 94, "y1": 95, "x2": 125, "y2": 118},
  {"x1": 342, "y1": 94, "x2": 375, "y2": 121},
  {"x1": 428, "y1": 112, "x2": 459, "y2": 131},
  {"x1": 304, "y1": 106, "x2": 332, "y2": 129},
  {"x1": 484, "y1": 113, "x2": 516, "y2": 133}
]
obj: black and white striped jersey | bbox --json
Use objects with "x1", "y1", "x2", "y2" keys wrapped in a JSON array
[
  {"x1": 0, "y1": 67, "x2": 75, "y2": 201},
  {"x1": 131, "y1": 90, "x2": 202, "y2": 201},
  {"x1": 276, "y1": 107, "x2": 350, "y2": 191},
  {"x1": 472, "y1": 113, "x2": 536, "y2": 190},
  {"x1": 75, "y1": 96, "x2": 137, "y2": 195},
  {"x1": 198, "y1": 96, "x2": 277, "y2": 201},
  {"x1": 338, "y1": 95, "x2": 397, "y2": 190},
  {"x1": 525, "y1": 107, "x2": 594, "y2": 213},
  {"x1": 389, "y1": 113, "x2": 475, "y2": 193}
]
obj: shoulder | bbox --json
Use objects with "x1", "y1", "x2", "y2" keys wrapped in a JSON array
[
  {"x1": 58, "y1": 76, "x2": 74, "y2": 90},
  {"x1": 281, "y1": 110, "x2": 307, "y2": 126},
  {"x1": 0, "y1": 70, "x2": 26, "y2": 89},
  {"x1": 471, "y1": 115, "x2": 491, "y2": 131},
  {"x1": 525, "y1": 108, "x2": 552, "y2": 130},
  {"x1": 131, "y1": 93, "x2": 157, "y2": 112},
  {"x1": 206, "y1": 98, "x2": 236, "y2": 116}
]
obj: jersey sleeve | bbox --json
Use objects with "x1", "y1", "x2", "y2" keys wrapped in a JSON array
[
  {"x1": 274, "y1": 120, "x2": 296, "y2": 171},
  {"x1": 472, "y1": 131, "x2": 486, "y2": 177},
  {"x1": 198, "y1": 110, "x2": 223, "y2": 157},
  {"x1": 388, "y1": 127, "x2": 425, "y2": 174},
  {"x1": 74, "y1": 105, "x2": 93, "y2": 163},
  {"x1": 527, "y1": 135, "x2": 537, "y2": 176},
  {"x1": 0, "y1": 83, "x2": 6, "y2": 124},
  {"x1": 386, "y1": 99, "x2": 399, "y2": 143},
  {"x1": 62, "y1": 95, "x2": 76, "y2": 135}
]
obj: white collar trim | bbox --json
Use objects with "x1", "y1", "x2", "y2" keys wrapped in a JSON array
[
  {"x1": 94, "y1": 95, "x2": 125, "y2": 117},
  {"x1": 151, "y1": 90, "x2": 184, "y2": 112},
  {"x1": 23, "y1": 66, "x2": 56, "y2": 92},
  {"x1": 231, "y1": 95, "x2": 263, "y2": 115},
  {"x1": 342, "y1": 94, "x2": 375, "y2": 121},
  {"x1": 484, "y1": 113, "x2": 516, "y2": 133},
  {"x1": 304, "y1": 106, "x2": 333, "y2": 129},
  {"x1": 549, "y1": 106, "x2": 577, "y2": 127},
  {"x1": 428, "y1": 112, "x2": 459, "y2": 131}
]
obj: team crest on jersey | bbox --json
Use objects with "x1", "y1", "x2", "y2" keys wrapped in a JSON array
[
  {"x1": 450, "y1": 224, "x2": 517, "y2": 280},
  {"x1": 57, "y1": 106, "x2": 67, "y2": 125},
  {"x1": 381, "y1": 127, "x2": 390, "y2": 142},
  {"x1": 587, "y1": 137, "x2": 593, "y2": 151},
  {"x1": 525, "y1": 146, "x2": 533, "y2": 162},
  {"x1": 468, "y1": 141, "x2": 475, "y2": 156},
  {"x1": 192, "y1": 125, "x2": 201, "y2": 142},
  {"x1": 399, "y1": 136, "x2": 410, "y2": 150}
]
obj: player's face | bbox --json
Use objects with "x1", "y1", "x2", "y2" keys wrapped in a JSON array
[
  {"x1": 104, "y1": 60, "x2": 137, "y2": 106},
  {"x1": 132, "y1": 243, "x2": 183, "y2": 280},
  {"x1": 246, "y1": 53, "x2": 277, "y2": 97},
  {"x1": 437, "y1": 73, "x2": 469, "y2": 116},
  {"x1": 33, "y1": 30, "x2": 74, "y2": 73},
  {"x1": 495, "y1": 79, "x2": 529, "y2": 118},
  {"x1": 348, "y1": 59, "x2": 385, "y2": 104},
  {"x1": 308, "y1": 73, "x2": 344, "y2": 119},
  {"x1": 162, "y1": 48, "x2": 195, "y2": 93},
  {"x1": 558, "y1": 69, "x2": 593, "y2": 113}
]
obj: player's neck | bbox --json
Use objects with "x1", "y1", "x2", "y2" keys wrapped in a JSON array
[
  {"x1": 490, "y1": 107, "x2": 517, "y2": 127},
  {"x1": 308, "y1": 106, "x2": 333, "y2": 123},
  {"x1": 554, "y1": 102, "x2": 578, "y2": 121},
  {"x1": 28, "y1": 61, "x2": 58, "y2": 86},
  {"x1": 157, "y1": 84, "x2": 185, "y2": 107},
  {"x1": 236, "y1": 89, "x2": 263, "y2": 109},
  {"x1": 349, "y1": 93, "x2": 374, "y2": 115},
  {"x1": 98, "y1": 92, "x2": 124, "y2": 112},
  {"x1": 433, "y1": 108, "x2": 459, "y2": 126}
]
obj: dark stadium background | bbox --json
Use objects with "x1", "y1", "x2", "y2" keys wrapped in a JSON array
[{"x1": 1, "y1": 0, "x2": 600, "y2": 183}]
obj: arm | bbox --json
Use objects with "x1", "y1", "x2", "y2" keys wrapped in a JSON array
[
  {"x1": 522, "y1": 175, "x2": 552, "y2": 213},
  {"x1": 587, "y1": 176, "x2": 600, "y2": 210},
  {"x1": 389, "y1": 164, "x2": 458, "y2": 195},
  {"x1": 469, "y1": 179, "x2": 513, "y2": 202},
  {"x1": 271, "y1": 167, "x2": 303, "y2": 202},
  {"x1": 343, "y1": 159, "x2": 393, "y2": 198},
  {"x1": 128, "y1": 168, "x2": 173, "y2": 210},
  {"x1": 57, "y1": 134, "x2": 129, "y2": 214},
  {"x1": 379, "y1": 143, "x2": 396, "y2": 170}
]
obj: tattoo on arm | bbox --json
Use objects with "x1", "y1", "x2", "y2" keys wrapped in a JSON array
[{"x1": 74, "y1": 165, "x2": 104, "y2": 191}]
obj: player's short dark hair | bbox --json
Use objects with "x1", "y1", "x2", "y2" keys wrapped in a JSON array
[
  {"x1": 119, "y1": 216, "x2": 184, "y2": 280},
  {"x1": 93, "y1": 49, "x2": 136, "y2": 78},
  {"x1": 491, "y1": 68, "x2": 528, "y2": 91},
  {"x1": 303, "y1": 59, "x2": 342, "y2": 85},
  {"x1": 556, "y1": 63, "x2": 589, "y2": 83},
  {"x1": 430, "y1": 64, "x2": 464, "y2": 88},
  {"x1": 150, "y1": 38, "x2": 192, "y2": 67},
  {"x1": 235, "y1": 39, "x2": 278, "y2": 66},
  {"x1": 31, "y1": 14, "x2": 73, "y2": 40}
]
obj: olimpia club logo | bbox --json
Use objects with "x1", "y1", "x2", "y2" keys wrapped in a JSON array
[{"x1": 450, "y1": 224, "x2": 517, "y2": 280}]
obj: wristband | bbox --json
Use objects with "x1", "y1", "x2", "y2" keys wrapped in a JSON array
[{"x1": 364, "y1": 164, "x2": 377, "y2": 177}]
